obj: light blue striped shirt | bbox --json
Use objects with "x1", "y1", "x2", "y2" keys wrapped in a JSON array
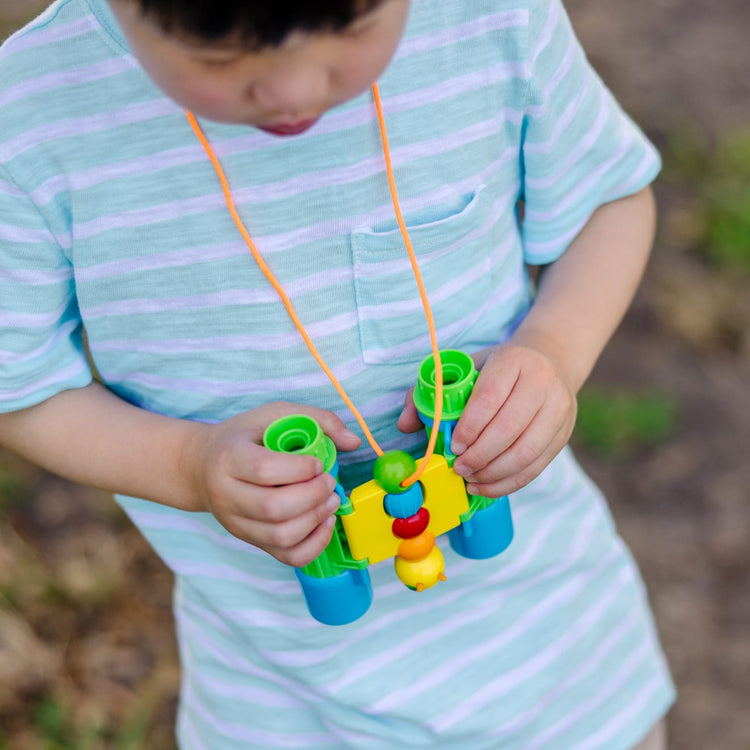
[{"x1": 0, "y1": 0, "x2": 674, "y2": 747}]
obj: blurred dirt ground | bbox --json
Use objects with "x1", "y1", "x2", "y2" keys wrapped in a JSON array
[
  {"x1": 1, "y1": 1, "x2": 750, "y2": 748},
  {"x1": 568, "y1": 1, "x2": 750, "y2": 748}
]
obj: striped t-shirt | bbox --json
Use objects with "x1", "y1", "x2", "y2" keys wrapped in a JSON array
[{"x1": 0, "y1": 0, "x2": 675, "y2": 747}]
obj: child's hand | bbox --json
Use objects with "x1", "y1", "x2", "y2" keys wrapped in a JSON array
[
  {"x1": 397, "y1": 345, "x2": 577, "y2": 498},
  {"x1": 187, "y1": 402, "x2": 360, "y2": 567}
]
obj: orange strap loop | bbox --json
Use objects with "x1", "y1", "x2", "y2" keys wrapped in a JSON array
[{"x1": 186, "y1": 82, "x2": 444, "y2": 487}]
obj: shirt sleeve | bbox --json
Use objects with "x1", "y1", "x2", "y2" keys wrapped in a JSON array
[
  {"x1": 0, "y1": 168, "x2": 92, "y2": 413},
  {"x1": 520, "y1": 0, "x2": 661, "y2": 265}
]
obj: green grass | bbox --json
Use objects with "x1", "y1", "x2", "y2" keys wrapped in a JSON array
[
  {"x1": 32, "y1": 696, "x2": 104, "y2": 750},
  {"x1": 19, "y1": 693, "x2": 157, "y2": 750},
  {"x1": 702, "y1": 132, "x2": 750, "y2": 272},
  {"x1": 0, "y1": 464, "x2": 32, "y2": 511},
  {"x1": 574, "y1": 387, "x2": 677, "y2": 458},
  {"x1": 664, "y1": 129, "x2": 750, "y2": 275}
]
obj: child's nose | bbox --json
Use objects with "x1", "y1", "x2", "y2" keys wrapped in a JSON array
[{"x1": 251, "y1": 65, "x2": 329, "y2": 117}]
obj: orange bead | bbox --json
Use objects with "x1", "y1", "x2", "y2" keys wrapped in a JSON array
[{"x1": 397, "y1": 530, "x2": 435, "y2": 561}]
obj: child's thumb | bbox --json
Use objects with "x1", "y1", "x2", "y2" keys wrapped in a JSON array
[
  {"x1": 303, "y1": 407, "x2": 361, "y2": 452},
  {"x1": 396, "y1": 388, "x2": 424, "y2": 434}
]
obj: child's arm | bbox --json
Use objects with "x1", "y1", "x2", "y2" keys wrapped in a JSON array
[
  {"x1": 399, "y1": 185, "x2": 657, "y2": 498},
  {"x1": 0, "y1": 384, "x2": 359, "y2": 566}
]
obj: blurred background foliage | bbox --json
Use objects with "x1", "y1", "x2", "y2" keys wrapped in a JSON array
[
  {"x1": 1, "y1": 0, "x2": 750, "y2": 748},
  {"x1": 667, "y1": 130, "x2": 750, "y2": 277}
]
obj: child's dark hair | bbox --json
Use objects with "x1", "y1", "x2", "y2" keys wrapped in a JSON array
[{"x1": 130, "y1": 0, "x2": 388, "y2": 49}]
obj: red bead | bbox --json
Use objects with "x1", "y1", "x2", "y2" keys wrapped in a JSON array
[{"x1": 392, "y1": 507, "x2": 430, "y2": 539}]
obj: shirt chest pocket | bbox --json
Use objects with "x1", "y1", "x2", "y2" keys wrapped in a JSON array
[{"x1": 351, "y1": 185, "x2": 493, "y2": 365}]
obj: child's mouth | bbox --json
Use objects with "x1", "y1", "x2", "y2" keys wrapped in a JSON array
[{"x1": 258, "y1": 118, "x2": 319, "y2": 136}]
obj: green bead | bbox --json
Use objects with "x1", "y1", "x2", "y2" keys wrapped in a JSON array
[{"x1": 373, "y1": 450, "x2": 417, "y2": 494}]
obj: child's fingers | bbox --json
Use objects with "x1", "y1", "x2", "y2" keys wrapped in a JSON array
[
  {"x1": 222, "y1": 482, "x2": 339, "y2": 551},
  {"x1": 450, "y1": 356, "x2": 519, "y2": 456},
  {"x1": 241, "y1": 471, "x2": 339, "y2": 523},
  {"x1": 466, "y1": 453, "x2": 549, "y2": 498},
  {"x1": 246, "y1": 497, "x2": 338, "y2": 554},
  {"x1": 243, "y1": 401, "x2": 361, "y2": 453},
  {"x1": 270, "y1": 516, "x2": 338, "y2": 569},
  {"x1": 452, "y1": 367, "x2": 544, "y2": 477},
  {"x1": 228, "y1": 442, "x2": 327, "y2": 487},
  {"x1": 228, "y1": 507, "x2": 337, "y2": 568},
  {"x1": 454, "y1": 392, "x2": 544, "y2": 477},
  {"x1": 465, "y1": 419, "x2": 572, "y2": 497},
  {"x1": 397, "y1": 387, "x2": 424, "y2": 433},
  {"x1": 295, "y1": 404, "x2": 362, "y2": 452}
]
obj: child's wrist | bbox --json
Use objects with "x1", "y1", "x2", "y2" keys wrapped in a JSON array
[
  {"x1": 178, "y1": 420, "x2": 215, "y2": 513},
  {"x1": 508, "y1": 328, "x2": 585, "y2": 395}
]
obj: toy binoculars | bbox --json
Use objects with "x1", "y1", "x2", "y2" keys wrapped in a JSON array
[{"x1": 263, "y1": 349, "x2": 514, "y2": 625}]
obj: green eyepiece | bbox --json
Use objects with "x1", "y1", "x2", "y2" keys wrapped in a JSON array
[
  {"x1": 413, "y1": 349, "x2": 477, "y2": 421},
  {"x1": 263, "y1": 414, "x2": 337, "y2": 473}
]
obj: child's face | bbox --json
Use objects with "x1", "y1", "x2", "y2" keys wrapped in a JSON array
[{"x1": 110, "y1": 0, "x2": 410, "y2": 135}]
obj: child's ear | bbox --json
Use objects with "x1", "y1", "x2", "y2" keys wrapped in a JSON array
[{"x1": 396, "y1": 388, "x2": 423, "y2": 434}]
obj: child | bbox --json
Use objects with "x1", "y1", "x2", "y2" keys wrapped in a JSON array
[{"x1": 0, "y1": 0, "x2": 675, "y2": 747}]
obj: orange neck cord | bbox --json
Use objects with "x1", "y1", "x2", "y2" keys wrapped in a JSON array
[{"x1": 186, "y1": 83, "x2": 444, "y2": 487}]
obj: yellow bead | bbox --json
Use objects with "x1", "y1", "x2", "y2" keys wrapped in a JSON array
[{"x1": 394, "y1": 546, "x2": 445, "y2": 590}]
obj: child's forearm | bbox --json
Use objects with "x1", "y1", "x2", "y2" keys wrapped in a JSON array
[
  {"x1": 0, "y1": 382, "x2": 353, "y2": 565},
  {"x1": 511, "y1": 186, "x2": 657, "y2": 393},
  {"x1": 0, "y1": 382, "x2": 209, "y2": 511}
]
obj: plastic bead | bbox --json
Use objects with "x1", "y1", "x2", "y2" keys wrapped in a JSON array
[
  {"x1": 394, "y1": 546, "x2": 446, "y2": 590},
  {"x1": 397, "y1": 530, "x2": 435, "y2": 561},
  {"x1": 373, "y1": 450, "x2": 417, "y2": 494},
  {"x1": 392, "y1": 507, "x2": 430, "y2": 539},
  {"x1": 383, "y1": 482, "x2": 424, "y2": 519}
]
